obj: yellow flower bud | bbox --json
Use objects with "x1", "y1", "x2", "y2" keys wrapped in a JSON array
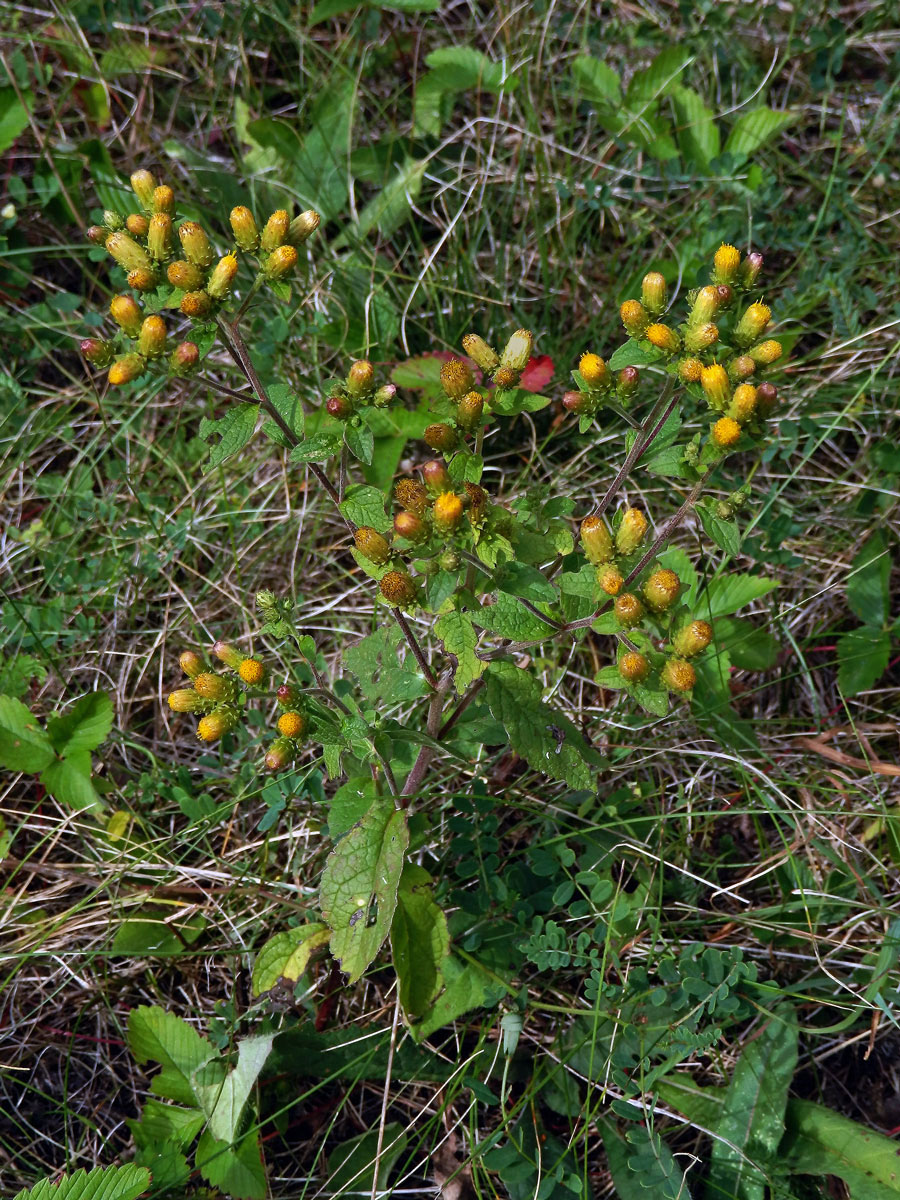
[
  {"x1": 194, "y1": 672, "x2": 239, "y2": 702},
  {"x1": 230, "y1": 206, "x2": 259, "y2": 251},
  {"x1": 735, "y1": 302, "x2": 772, "y2": 346},
  {"x1": 494, "y1": 366, "x2": 518, "y2": 389},
  {"x1": 207, "y1": 254, "x2": 238, "y2": 300},
  {"x1": 108, "y1": 354, "x2": 145, "y2": 386},
  {"x1": 641, "y1": 271, "x2": 667, "y2": 314},
  {"x1": 147, "y1": 213, "x2": 172, "y2": 260},
  {"x1": 395, "y1": 477, "x2": 428, "y2": 514},
  {"x1": 713, "y1": 243, "x2": 741, "y2": 285},
  {"x1": 643, "y1": 569, "x2": 680, "y2": 611},
  {"x1": 433, "y1": 491, "x2": 464, "y2": 533},
  {"x1": 167, "y1": 688, "x2": 205, "y2": 713},
  {"x1": 179, "y1": 650, "x2": 204, "y2": 678},
  {"x1": 500, "y1": 328, "x2": 533, "y2": 372},
  {"x1": 178, "y1": 221, "x2": 214, "y2": 267},
  {"x1": 106, "y1": 231, "x2": 152, "y2": 274},
  {"x1": 424, "y1": 423, "x2": 459, "y2": 453},
  {"x1": 597, "y1": 566, "x2": 624, "y2": 596},
  {"x1": 169, "y1": 341, "x2": 200, "y2": 375},
  {"x1": 354, "y1": 526, "x2": 391, "y2": 565},
  {"x1": 678, "y1": 357, "x2": 703, "y2": 383},
  {"x1": 197, "y1": 706, "x2": 239, "y2": 742},
  {"x1": 580, "y1": 515, "x2": 613, "y2": 565},
  {"x1": 212, "y1": 641, "x2": 243, "y2": 670},
  {"x1": 712, "y1": 416, "x2": 742, "y2": 448},
  {"x1": 673, "y1": 620, "x2": 713, "y2": 657},
  {"x1": 620, "y1": 651, "x2": 651, "y2": 683},
  {"x1": 126, "y1": 213, "x2": 149, "y2": 237},
  {"x1": 260, "y1": 209, "x2": 289, "y2": 252},
  {"x1": 461, "y1": 333, "x2": 500, "y2": 371},
  {"x1": 440, "y1": 358, "x2": 474, "y2": 400},
  {"x1": 277, "y1": 710, "x2": 307, "y2": 739},
  {"x1": 287, "y1": 209, "x2": 320, "y2": 246},
  {"x1": 379, "y1": 570, "x2": 418, "y2": 608},
  {"x1": 728, "y1": 384, "x2": 757, "y2": 424},
  {"x1": 264, "y1": 737, "x2": 295, "y2": 772},
  {"x1": 180, "y1": 290, "x2": 213, "y2": 319},
  {"x1": 614, "y1": 593, "x2": 644, "y2": 628},
  {"x1": 457, "y1": 391, "x2": 484, "y2": 430},
  {"x1": 684, "y1": 322, "x2": 718, "y2": 354},
  {"x1": 137, "y1": 315, "x2": 167, "y2": 358},
  {"x1": 130, "y1": 169, "x2": 157, "y2": 210},
  {"x1": 646, "y1": 324, "x2": 681, "y2": 355},
  {"x1": 167, "y1": 259, "x2": 205, "y2": 290},
  {"x1": 662, "y1": 658, "x2": 696, "y2": 693},
  {"x1": 700, "y1": 364, "x2": 730, "y2": 411},
  {"x1": 620, "y1": 299, "x2": 649, "y2": 338},
  {"x1": 110, "y1": 294, "x2": 143, "y2": 336},
  {"x1": 687, "y1": 285, "x2": 719, "y2": 326},
  {"x1": 749, "y1": 339, "x2": 783, "y2": 365},
  {"x1": 265, "y1": 244, "x2": 298, "y2": 280},
  {"x1": 346, "y1": 359, "x2": 375, "y2": 397},
  {"x1": 153, "y1": 185, "x2": 175, "y2": 214},
  {"x1": 127, "y1": 267, "x2": 156, "y2": 292},
  {"x1": 616, "y1": 508, "x2": 648, "y2": 556},
  {"x1": 579, "y1": 353, "x2": 610, "y2": 389}
]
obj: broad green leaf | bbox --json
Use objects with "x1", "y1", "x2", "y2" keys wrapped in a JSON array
[
  {"x1": 320, "y1": 796, "x2": 409, "y2": 983},
  {"x1": 344, "y1": 422, "x2": 374, "y2": 465},
  {"x1": 447, "y1": 450, "x2": 484, "y2": 483},
  {"x1": 847, "y1": 531, "x2": 891, "y2": 627},
  {"x1": 671, "y1": 84, "x2": 720, "y2": 166},
  {"x1": 11, "y1": 1166, "x2": 151, "y2": 1200},
  {"x1": 339, "y1": 483, "x2": 388, "y2": 531},
  {"x1": 412, "y1": 952, "x2": 506, "y2": 1041},
  {"x1": 724, "y1": 106, "x2": 799, "y2": 158},
  {"x1": 837, "y1": 627, "x2": 891, "y2": 695},
  {"x1": 781, "y1": 1099, "x2": 900, "y2": 1199},
  {"x1": 698, "y1": 505, "x2": 741, "y2": 558},
  {"x1": 608, "y1": 339, "x2": 664, "y2": 370},
  {"x1": 390, "y1": 355, "x2": 443, "y2": 390},
  {"x1": 196, "y1": 1129, "x2": 266, "y2": 1200},
  {"x1": 474, "y1": 591, "x2": 555, "y2": 642},
  {"x1": 697, "y1": 574, "x2": 778, "y2": 618},
  {"x1": 434, "y1": 610, "x2": 487, "y2": 693},
  {"x1": 128, "y1": 1005, "x2": 217, "y2": 1107},
  {"x1": 626, "y1": 47, "x2": 692, "y2": 106},
  {"x1": 46, "y1": 691, "x2": 113, "y2": 755},
  {"x1": 693, "y1": 653, "x2": 760, "y2": 752},
  {"x1": 111, "y1": 910, "x2": 206, "y2": 956},
  {"x1": 571, "y1": 55, "x2": 621, "y2": 106},
  {"x1": 414, "y1": 46, "x2": 518, "y2": 137},
  {"x1": 391, "y1": 864, "x2": 450, "y2": 1020},
  {"x1": 252, "y1": 924, "x2": 330, "y2": 996},
  {"x1": 288, "y1": 431, "x2": 343, "y2": 463},
  {"x1": 129, "y1": 1098, "x2": 205, "y2": 1150},
  {"x1": 494, "y1": 560, "x2": 557, "y2": 603},
  {"x1": 40, "y1": 757, "x2": 105, "y2": 812},
  {"x1": 632, "y1": 682, "x2": 669, "y2": 717},
  {"x1": 348, "y1": 157, "x2": 426, "y2": 241},
  {"x1": 326, "y1": 1124, "x2": 407, "y2": 1197},
  {"x1": 484, "y1": 661, "x2": 597, "y2": 788},
  {"x1": 344, "y1": 625, "x2": 429, "y2": 705},
  {"x1": 0, "y1": 88, "x2": 33, "y2": 155},
  {"x1": 489, "y1": 388, "x2": 553, "y2": 415},
  {"x1": 199, "y1": 1033, "x2": 275, "y2": 1143},
  {"x1": 0, "y1": 696, "x2": 54, "y2": 773},
  {"x1": 707, "y1": 1005, "x2": 798, "y2": 1200},
  {"x1": 262, "y1": 383, "x2": 304, "y2": 446},
  {"x1": 328, "y1": 776, "x2": 377, "y2": 839},
  {"x1": 199, "y1": 404, "x2": 258, "y2": 469}
]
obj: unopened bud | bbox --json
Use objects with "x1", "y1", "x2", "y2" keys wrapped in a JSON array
[
  {"x1": 422, "y1": 460, "x2": 451, "y2": 493},
  {"x1": 643, "y1": 568, "x2": 680, "y2": 611},
  {"x1": 169, "y1": 341, "x2": 200, "y2": 375},
  {"x1": 167, "y1": 688, "x2": 205, "y2": 713},
  {"x1": 394, "y1": 511, "x2": 427, "y2": 542},
  {"x1": 264, "y1": 244, "x2": 298, "y2": 280},
  {"x1": 277, "y1": 710, "x2": 307, "y2": 739},
  {"x1": 276, "y1": 684, "x2": 300, "y2": 707},
  {"x1": 212, "y1": 641, "x2": 243, "y2": 670},
  {"x1": 501, "y1": 329, "x2": 534, "y2": 373},
  {"x1": 673, "y1": 620, "x2": 713, "y2": 657},
  {"x1": 108, "y1": 354, "x2": 145, "y2": 386},
  {"x1": 440, "y1": 548, "x2": 461, "y2": 571},
  {"x1": 457, "y1": 391, "x2": 484, "y2": 429},
  {"x1": 617, "y1": 366, "x2": 640, "y2": 398},
  {"x1": 178, "y1": 221, "x2": 214, "y2": 267},
  {"x1": 373, "y1": 383, "x2": 396, "y2": 407},
  {"x1": 716, "y1": 284, "x2": 735, "y2": 308},
  {"x1": 646, "y1": 324, "x2": 680, "y2": 355},
  {"x1": 662, "y1": 658, "x2": 696, "y2": 692},
  {"x1": 433, "y1": 491, "x2": 464, "y2": 533},
  {"x1": 440, "y1": 358, "x2": 473, "y2": 400},
  {"x1": 641, "y1": 271, "x2": 667, "y2": 314},
  {"x1": 346, "y1": 359, "x2": 374, "y2": 397},
  {"x1": 147, "y1": 212, "x2": 172, "y2": 260},
  {"x1": 678, "y1": 357, "x2": 703, "y2": 383},
  {"x1": 194, "y1": 672, "x2": 239, "y2": 702},
  {"x1": 729, "y1": 355, "x2": 756, "y2": 381},
  {"x1": 728, "y1": 384, "x2": 757, "y2": 423},
  {"x1": 712, "y1": 416, "x2": 742, "y2": 448},
  {"x1": 688, "y1": 286, "x2": 719, "y2": 326},
  {"x1": 207, "y1": 254, "x2": 238, "y2": 300},
  {"x1": 153, "y1": 185, "x2": 175, "y2": 214},
  {"x1": 127, "y1": 267, "x2": 156, "y2": 291},
  {"x1": 615, "y1": 508, "x2": 648, "y2": 556},
  {"x1": 395, "y1": 477, "x2": 428, "y2": 514},
  {"x1": 107, "y1": 290, "x2": 141, "y2": 337},
  {"x1": 287, "y1": 209, "x2": 320, "y2": 246},
  {"x1": 580, "y1": 515, "x2": 613, "y2": 565},
  {"x1": 749, "y1": 339, "x2": 782, "y2": 365},
  {"x1": 735, "y1": 302, "x2": 771, "y2": 346},
  {"x1": 87, "y1": 224, "x2": 109, "y2": 246},
  {"x1": 265, "y1": 736, "x2": 295, "y2": 771},
  {"x1": 106, "y1": 231, "x2": 152, "y2": 274},
  {"x1": 713, "y1": 243, "x2": 741, "y2": 285},
  {"x1": 126, "y1": 213, "x2": 149, "y2": 237},
  {"x1": 326, "y1": 394, "x2": 352, "y2": 420},
  {"x1": 230, "y1": 206, "x2": 259, "y2": 251},
  {"x1": 700, "y1": 364, "x2": 730, "y2": 410},
  {"x1": 461, "y1": 333, "x2": 499, "y2": 372},
  {"x1": 562, "y1": 390, "x2": 589, "y2": 414},
  {"x1": 464, "y1": 483, "x2": 488, "y2": 523},
  {"x1": 81, "y1": 338, "x2": 114, "y2": 367},
  {"x1": 138, "y1": 315, "x2": 167, "y2": 358},
  {"x1": 256, "y1": 591, "x2": 278, "y2": 618},
  {"x1": 179, "y1": 650, "x2": 205, "y2": 678},
  {"x1": 354, "y1": 526, "x2": 392, "y2": 565},
  {"x1": 620, "y1": 300, "x2": 648, "y2": 338},
  {"x1": 684, "y1": 322, "x2": 719, "y2": 354},
  {"x1": 494, "y1": 366, "x2": 518, "y2": 389},
  {"x1": 579, "y1": 353, "x2": 610, "y2": 389},
  {"x1": 597, "y1": 566, "x2": 624, "y2": 596},
  {"x1": 739, "y1": 251, "x2": 763, "y2": 288},
  {"x1": 260, "y1": 209, "x2": 289, "y2": 252},
  {"x1": 130, "y1": 169, "x2": 157, "y2": 210},
  {"x1": 756, "y1": 381, "x2": 778, "y2": 416},
  {"x1": 614, "y1": 593, "x2": 644, "y2": 628},
  {"x1": 103, "y1": 210, "x2": 124, "y2": 231},
  {"x1": 620, "y1": 651, "x2": 651, "y2": 683},
  {"x1": 424, "y1": 423, "x2": 459, "y2": 453},
  {"x1": 379, "y1": 570, "x2": 418, "y2": 607},
  {"x1": 180, "y1": 291, "x2": 213, "y2": 319},
  {"x1": 167, "y1": 259, "x2": 204, "y2": 290},
  {"x1": 197, "y1": 706, "x2": 239, "y2": 742}
]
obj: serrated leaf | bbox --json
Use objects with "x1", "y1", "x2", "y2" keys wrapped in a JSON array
[
  {"x1": 697, "y1": 574, "x2": 778, "y2": 618},
  {"x1": 344, "y1": 422, "x2": 374, "y2": 465},
  {"x1": 0, "y1": 653, "x2": 47, "y2": 699},
  {"x1": 608, "y1": 339, "x2": 664, "y2": 370},
  {"x1": 328, "y1": 776, "x2": 377, "y2": 839},
  {"x1": 484, "y1": 661, "x2": 596, "y2": 788},
  {"x1": 435, "y1": 610, "x2": 487, "y2": 693},
  {"x1": 262, "y1": 383, "x2": 304, "y2": 446},
  {"x1": 128, "y1": 1005, "x2": 217, "y2": 1107},
  {"x1": 847, "y1": 531, "x2": 891, "y2": 628},
  {"x1": 423, "y1": 45, "x2": 517, "y2": 93},
  {"x1": 633, "y1": 682, "x2": 670, "y2": 716},
  {"x1": 590, "y1": 610, "x2": 619, "y2": 634},
  {"x1": 707, "y1": 1005, "x2": 798, "y2": 1200},
  {"x1": 447, "y1": 450, "x2": 484, "y2": 483},
  {"x1": 46, "y1": 691, "x2": 113, "y2": 755},
  {"x1": 571, "y1": 55, "x2": 621, "y2": 106},
  {"x1": 339, "y1": 484, "x2": 388, "y2": 531},
  {"x1": 391, "y1": 864, "x2": 450, "y2": 1020},
  {"x1": 252, "y1": 924, "x2": 331, "y2": 996},
  {"x1": 494, "y1": 560, "x2": 557, "y2": 603},
  {"x1": 837, "y1": 627, "x2": 891, "y2": 695},
  {"x1": 698, "y1": 504, "x2": 741, "y2": 557},
  {"x1": 199, "y1": 404, "x2": 258, "y2": 469},
  {"x1": 474, "y1": 591, "x2": 554, "y2": 642},
  {"x1": 11, "y1": 1165, "x2": 151, "y2": 1200},
  {"x1": 40, "y1": 757, "x2": 105, "y2": 812},
  {"x1": 488, "y1": 388, "x2": 552, "y2": 415},
  {"x1": 670, "y1": 84, "x2": 720, "y2": 166},
  {"x1": 288, "y1": 431, "x2": 343, "y2": 463},
  {"x1": 724, "y1": 106, "x2": 799, "y2": 158},
  {"x1": 320, "y1": 796, "x2": 409, "y2": 983},
  {"x1": 344, "y1": 625, "x2": 429, "y2": 704},
  {"x1": 0, "y1": 696, "x2": 54, "y2": 773},
  {"x1": 559, "y1": 563, "x2": 598, "y2": 600},
  {"x1": 196, "y1": 1129, "x2": 266, "y2": 1200}
]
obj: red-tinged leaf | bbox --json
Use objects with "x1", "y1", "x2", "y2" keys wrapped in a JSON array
[{"x1": 520, "y1": 355, "x2": 554, "y2": 392}]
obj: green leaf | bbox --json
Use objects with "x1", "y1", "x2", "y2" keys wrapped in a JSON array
[
  {"x1": 46, "y1": 691, "x2": 113, "y2": 755},
  {"x1": 724, "y1": 106, "x2": 799, "y2": 158},
  {"x1": 670, "y1": 84, "x2": 720, "y2": 166},
  {"x1": 608, "y1": 339, "x2": 664, "y2": 369},
  {"x1": 0, "y1": 653, "x2": 47, "y2": 699},
  {"x1": 484, "y1": 661, "x2": 596, "y2": 788},
  {"x1": 390, "y1": 356, "x2": 443, "y2": 390},
  {"x1": 199, "y1": 403, "x2": 258, "y2": 469},
  {"x1": 489, "y1": 388, "x2": 553, "y2": 415},
  {"x1": 837, "y1": 627, "x2": 892, "y2": 696},
  {"x1": 347, "y1": 157, "x2": 426, "y2": 241},
  {"x1": 262, "y1": 383, "x2": 304, "y2": 446},
  {"x1": 111, "y1": 910, "x2": 206, "y2": 957},
  {"x1": 128, "y1": 1005, "x2": 217, "y2": 1107},
  {"x1": 328, "y1": 776, "x2": 377, "y2": 839},
  {"x1": 414, "y1": 46, "x2": 518, "y2": 137},
  {"x1": 391, "y1": 864, "x2": 450, "y2": 1020},
  {"x1": 494, "y1": 561, "x2": 557, "y2": 603},
  {"x1": 412, "y1": 952, "x2": 506, "y2": 1040},
  {"x1": 632, "y1": 683, "x2": 669, "y2": 717},
  {"x1": 0, "y1": 695, "x2": 54, "y2": 773},
  {"x1": 325, "y1": 1124, "x2": 407, "y2": 1197},
  {"x1": 344, "y1": 422, "x2": 374, "y2": 465},
  {"x1": 198, "y1": 1033, "x2": 275, "y2": 1143},
  {"x1": 626, "y1": 47, "x2": 692, "y2": 106},
  {"x1": 434, "y1": 610, "x2": 487, "y2": 693},
  {"x1": 344, "y1": 625, "x2": 429, "y2": 705},
  {"x1": 717, "y1": 617, "x2": 778, "y2": 671},
  {"x1": 11, "y1": 1166, "x2": 151, "y2": 1200},
  {"x1": 847, "y1": 531, "x2": 891, "y2": 627},
  {"x1": 707, "y1": 1005, "x2": 798, "y2": 1200},
  {"x1": 320, "y1": 796, "x2": 409, "y2": 983},
  {"x1": 781, "y1": 1098, "x2": 900, "y2": 1197},
  {"x1": 698, "y1": 504, "x2": 741, "y2": 557},
  {"x1": 252, "y1": 924, "x2": 331, "y2": 996},
  {"x1": 621, "y1": 1124, "x2": 693, "y2": 1199},
  {"x1": 697, "y1": 574, "x2": 778, "y2": 618},
  {"x1": 473, "y1": 591, "x2": 555, "y2": 642},
  {"x1": 447, "y1": 450, "x2": 484, "y2": 483},
  {"x1": 0, "y1": 88, "x2": 33, "y2": 155},
  {"x1": 288, "y1": 431, "x2": 343, "y2": 463},
  {"x1": 196, "y1": 1130, "x2": 266, "y2": 1200},
  {"x1": 339, "y1": 484, "x2": 388, "y2": 531},
  {"x1": 40, "y1": 757, "x2": 105, "y2": 813},
  {"x1": 571, "y1": 55, "x2": 622, "y2": 106}
]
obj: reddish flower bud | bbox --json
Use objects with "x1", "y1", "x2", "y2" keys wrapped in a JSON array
[
  {"x1": 716, "y1": 284, "x2": 735, "y2": 308},
  {"x1": 81, "y1": 338, "x2": 114, "y2": 367},
  {"x1": 756, "y1": 381, "x2": 778, "y2": 416},
  {"x1": 617, "y1": 366, "x2": 640, "y2": 397},
  {"x1": 373, "y1": 383, "x2": 396, "y2": 408},
  {"x1": 422, "y1": 460, "x2": 451, "y2": 493},
  {"x1": 739, "y1": 251, "x2": 763, "y2": 288},
  {"x1": 440, "y1": 358, "x2": 473, "y2": 400},
  {"x1": 424, "y1": 423, "x2": 459, "y2": 453},
  {"x1": 394, "y1": 511, "x2": 427, "y2": 542},
  {"x1": 87, "y1": 224, "x2": 109, "y2": 246},
  {"x1": 643, "y1": 569, "x2": 680, "y2": 611},
  {"x1": 179, "y1": 650, "x2": 205, "y2": 678},
  {"x1": 354, "y1": 526, "x2": 392, "y2": 565},
  {"x1": 461, "y1": 333, "x2": 499, "y2": 371},
  {"x1": 230, "y1": 206, "x2": 259, "y2": 251},
  {"x1": 126, "y1": 213, "x2": 149, "y2": 237},
  {"x1": 264, "y1": 736, "x2": 295, "y2": 771},
  {"x1": 729, "y1": 355, "x2": 756, "y2": 382},
  {"x1": 276, "y1": 684, "x2": 300, "y2": 707},
  {"x1": 562, "y1": 390, "x2": 588, "y2": 414},
  {"x1": 346, "y1": 359, "x2": 375, "y2": 397},
  {"x1": 326, "y1": 394, "x2": 352, "y2": 420},
  {"x1": 108, "y1": 354, "x2": 145, "y2": 386},
  {"x1": 260, "y1": 209, "x2": 289, "y2": 252},
  {"x1": 433, "y1": 492, "x2": 464, "y2": 533},
  {"x1": 620, "y1": 651, "x2": 651, "y2": 683},
  {"x1": 178, "y1": 220, "x2": 214, "y2": 267},
  {"x1": 277, "y1": 710, "x2": 307, "y2": 739},
  {"x1": 464, "y1": 482, "x2": 488, "y2": 523},
  {"x1": 379, "y1": 570, "x2": 418, "y2": 607},
  {"x1": 614, "y1": 593, "x2": 645, "y2": 628},
  {"x1": 169, "y1": 341, "x2": 200, "y2": 375},
  {"x1": 662, "y1": 658, "x2": 696, "y2": 693},
  {"x1": 641, "y1": 271, "x2": 667, "y2": 314}
]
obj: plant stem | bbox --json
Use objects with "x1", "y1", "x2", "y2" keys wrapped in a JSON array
[
  {"x1": 438, "y1": 677, "x2": 486, "y2": 738},
  {"x1": 393, "y1": 609, "x2": 437, "y2": 689},
  {"x1": 591, "y1": 376, "x2": 677, "y2": 520},
  {"x1": 401, "y1": 675, "x2": 451, "y2": 804}
]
